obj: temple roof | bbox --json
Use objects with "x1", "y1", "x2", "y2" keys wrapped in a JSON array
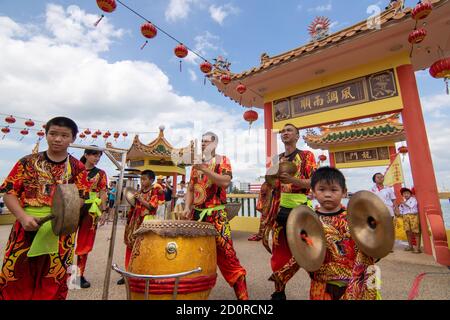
[
  {"x1": 303, "y1": 114, "x2": 405, "y2": 149},
  {"x1": 127, "y1": 126, "x2": 180, "y2": 160},
  {"x1": 209, "y1": 0, "x2": 448, "y2": 108}
]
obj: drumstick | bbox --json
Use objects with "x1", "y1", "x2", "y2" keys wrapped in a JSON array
[{"x1": 37, "y1": 214, "x2": 56, "y2": 226}]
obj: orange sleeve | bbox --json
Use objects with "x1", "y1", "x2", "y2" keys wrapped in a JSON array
[
  {"x1": 0, "y1": 160, "x2": 25, "y2": 197},
  {"x1": 98, "y1": 170, "x2": 108, "y2": 192},
  {"x1": 220, "y1": 156, "x2": 232, "y2": 178}
]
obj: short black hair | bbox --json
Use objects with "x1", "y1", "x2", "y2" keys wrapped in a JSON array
[
  {"x1": 283, "y1": 123, "x2": 299, "y2": 134},
  {"x1": 141, "y1": 170, "x2": 155, "y2": 181},
  {"x1": 311, "y1": 166, "x2": 346, "y2": 191},
  {"x1": 372, "y1": 172, "x2": 383, "y2": 183},
  {"x1": 45, "y1": 117, "x2": 78, "y2": 138}
]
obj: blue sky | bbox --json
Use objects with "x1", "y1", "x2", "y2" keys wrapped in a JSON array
[{"x1": 0, "y1": 0, "x2": 449, "y2": 192}]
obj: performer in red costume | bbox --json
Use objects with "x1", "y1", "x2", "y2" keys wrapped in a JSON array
[{"x1": 0, "y1": 117, "x2": 90, "y2": 300}]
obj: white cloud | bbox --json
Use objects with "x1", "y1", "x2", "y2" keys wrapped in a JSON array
[
  {"x1": 209, "y1": 4, "x2": 239, "y2": 25},
  {"x1": 184, "y1": 31, "x2": 222, "y2": 65},
  {"x1": 188, "y1": 68, "x2": 198, "y2": 81},
  {"x1": 308, "y1": 3, "x2": 332, "y2": 13},
  {"x1": 44, "y1": 4, "x2": 124, "y2": 53},
  {"x1": 165, "y1": 0, "x2": 205, "y2": 22},
  {"x1": 421, "y1": 93, "x2": 450, "y2": 114},
  {"x1": 0, "y1": 5, "x2": 264, "y2": 183}
]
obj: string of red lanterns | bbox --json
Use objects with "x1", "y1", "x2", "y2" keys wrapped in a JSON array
[{"x1": 93, "y1": 0, "x2": 261, "y2": 127}]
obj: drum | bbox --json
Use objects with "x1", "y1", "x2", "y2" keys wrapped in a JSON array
[
  {"x1": 39, "y1": 184, "x2": 81, "y2": 236},
  {"x1": 127, "y1": 220, "x2": 218, "y2": 300}
]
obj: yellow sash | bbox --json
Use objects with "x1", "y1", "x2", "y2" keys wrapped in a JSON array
[
  {"x1": 280, "y1": 193, "x2": 312, "y2": 209},
  {"x1": 85, "y1": 192, "x2": 102, "y2": 218},
  {"x1": 24, "y1": 206, "x2": 59, "y2": 257},
  {"x1": 195, "y1": 205, "x2": 226, "y2": 222}
]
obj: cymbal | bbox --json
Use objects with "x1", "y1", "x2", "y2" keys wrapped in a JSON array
[
  {"x1": 124, "y1": 187, "x2": 138, "y2": 207},
  {"x1": 286, "y1": 206, "x2": 326, "y2": 272},
  {"x1": 347, "y1": 190, "x2": 395, "y2": 259},
  {"x1": 279, "y1": 161, "x2": 297, "y2": 176},
  {"x1": 264, "y1": 161, "x2": 297, "y2": 186}
]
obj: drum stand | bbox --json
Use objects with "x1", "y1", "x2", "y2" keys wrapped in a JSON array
[{"x1": 112, "y1": 264, "x2": 202, "y2": 300}]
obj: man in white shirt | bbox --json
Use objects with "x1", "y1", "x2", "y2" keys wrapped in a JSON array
[
  {"x1": 370, "y1": 173, "x2": 399, "y2": 252},
  {"x1": 399, "y1": 187, "x2": 421, "y2": 253}
]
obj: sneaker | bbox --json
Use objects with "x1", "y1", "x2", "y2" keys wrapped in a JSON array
[
  {"x1": 117, "y1": 277, "x2": 125, "y2": 285},
  {"x1": 80, "y1": 276, "x2": 91, "y2": 289},
  {"x1": 270, "y1": 291, "x2": 286, "y2": 300}
]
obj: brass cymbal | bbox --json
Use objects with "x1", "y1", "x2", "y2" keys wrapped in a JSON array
[
  {"x1": 124, "y1": 187, "x2": 138, "y2": 207},
  {"x1": 265, "y1": 161, "x2": 297, "y2": 186},
  {"x1": 286, "y1": 206, "x2": 326, "y2": 272},
  {"x1": 279, "y1": 161, "x2": 297, "y2": 176},
  {"x1": 347, "y1": 190, "x2": 395, "y2": 259}
]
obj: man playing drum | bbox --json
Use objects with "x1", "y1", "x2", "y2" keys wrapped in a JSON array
[
  {"x1": 182, "y1": 132, "x2": 249, "y2": 300},
  {"x1": 75, "y1": 147, "x2": 109, "y2": 289},
  {"x1": 265, "y1": 123, "x2": 317, "y2": 300},
  {"x1": 0, "y1": 117, "x2": 90, "y2": 300}
]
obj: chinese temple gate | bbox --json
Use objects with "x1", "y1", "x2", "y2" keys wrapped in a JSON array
[{"x1": 210, "y1": 1, "x2": 450, "y2": 265}]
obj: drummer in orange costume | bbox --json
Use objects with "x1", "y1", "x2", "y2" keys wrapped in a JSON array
[
  {"x1": 0, "y1": 117, "x2": 90, "y2": 300},
  {"x1": 118, "y1": 170, "x2": 161, "y2": 285},
  {"x1": 182, "y1": 131, "x2": 249, "y2": 300}
]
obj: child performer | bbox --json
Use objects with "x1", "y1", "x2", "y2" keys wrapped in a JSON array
[
  {"x1": 399, "y1": 187, "x2": 421, "y2": 253},
  {"x1": 117, "y1": 170, "x2": 161, "y2": 285},
  {"x1": 309, "y1": 167, "x2": 379, "y2": 300},
  {"x1": 0, "y1": 117, "x2": 90, "y2": 300},
  {"x1": 75, "y1": 147, "x2": 108, "y2": 288}
]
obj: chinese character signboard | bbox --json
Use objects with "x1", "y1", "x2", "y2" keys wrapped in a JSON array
[
  {"x1": 333, "y1": 146, "x2": 392, "y2": 169},
  {"x1": 273, "y1": 69, "x2": 398, "y2": 122}
]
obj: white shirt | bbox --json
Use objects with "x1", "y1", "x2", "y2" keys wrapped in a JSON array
[
  {"x1": 370, "y1": 184, "x2": 396, "y2": 216},
  {"x1": 176, "y1": 187, "x2": 186, "y2": 205},
  {"x1": 399, "y1": 197, "x2": 418, "y2": 215}
]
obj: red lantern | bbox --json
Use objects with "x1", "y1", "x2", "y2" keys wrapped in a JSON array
[
  {"x1": 141, "y1": 22, "x2": 157, "y2": 39},
  {"x1": 5, "y1": 115, "x2": 15, "y2": 124},
  {"x1": 114, "y1": 131, "x2": 120, "y2": 139},
  {"x1": 95, "y1": 130, "x2": 102, "y2": 136},
  {"x1": 104, "y1": 131, "x2": 111, "y2": 137},
  {"x1": 96, "y1": 0, "x2": 117, "y2": 13},
  {"x1": 103, "y1": 133, "x2": 109, "y2": 139},
  {"x1": 200, "y1": 61, "x2": 212, "y2": 74},
  {"x1": 318, "y1": 154, "x2": 327, "y2": 162},
  {"x1": 1, "y1": 127, "x2": 10, "y2": 139},
  {"x1": 408, "y1": 28, "x2": 427, "y2": 44},
  {"x1": 79, "y1": 133, "x2": 86, "y2": 139},
  {"x1": 174, "y1": 43, "x2": 188, "y2": 72},
  {"x1": 122, "y1": 132, "x2": 128, "y2": 138},
  {"x1": 243, "y1": 109, "x2": 258, "y2": 127},
  {"x1": 84, "y1": 129, "x2": 92, "y2": 135},
  {"x1": 429, "y1": 57, "x2": 450, "y2": 79},
  {"x1": 398, "y1": 146, "x2": 408, "y2": 154},
  {"x1": 42, "y1": 124, "x2": 46, "y2": 129},
  {"x1": 429, "y1": 57, "x2": 450, "y2": 94},
  {"x1": 19, "y1": 129, "x2": 29, "y2": 141},
  {"x1": 236, "y1": 84, "x2": 247, "y2": 95},
  {"x1": 25, "y1": 119, "x2": 35, "y2": 127},
  {"x1": 37, "y1": 130, "x2": 45, "y2": 138},
  {"x1": 221, "y1": 74, "x2": 231, "y2": 85},
  {"x1": 174, "y1": 43, "x2": 188, "y2": 59},
  {"x1": 92, "y1": 133, "x2": 98, "y2": 139},
  {"x1": 411, "y1": 1, "x2": 432, "y2": 20}
]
